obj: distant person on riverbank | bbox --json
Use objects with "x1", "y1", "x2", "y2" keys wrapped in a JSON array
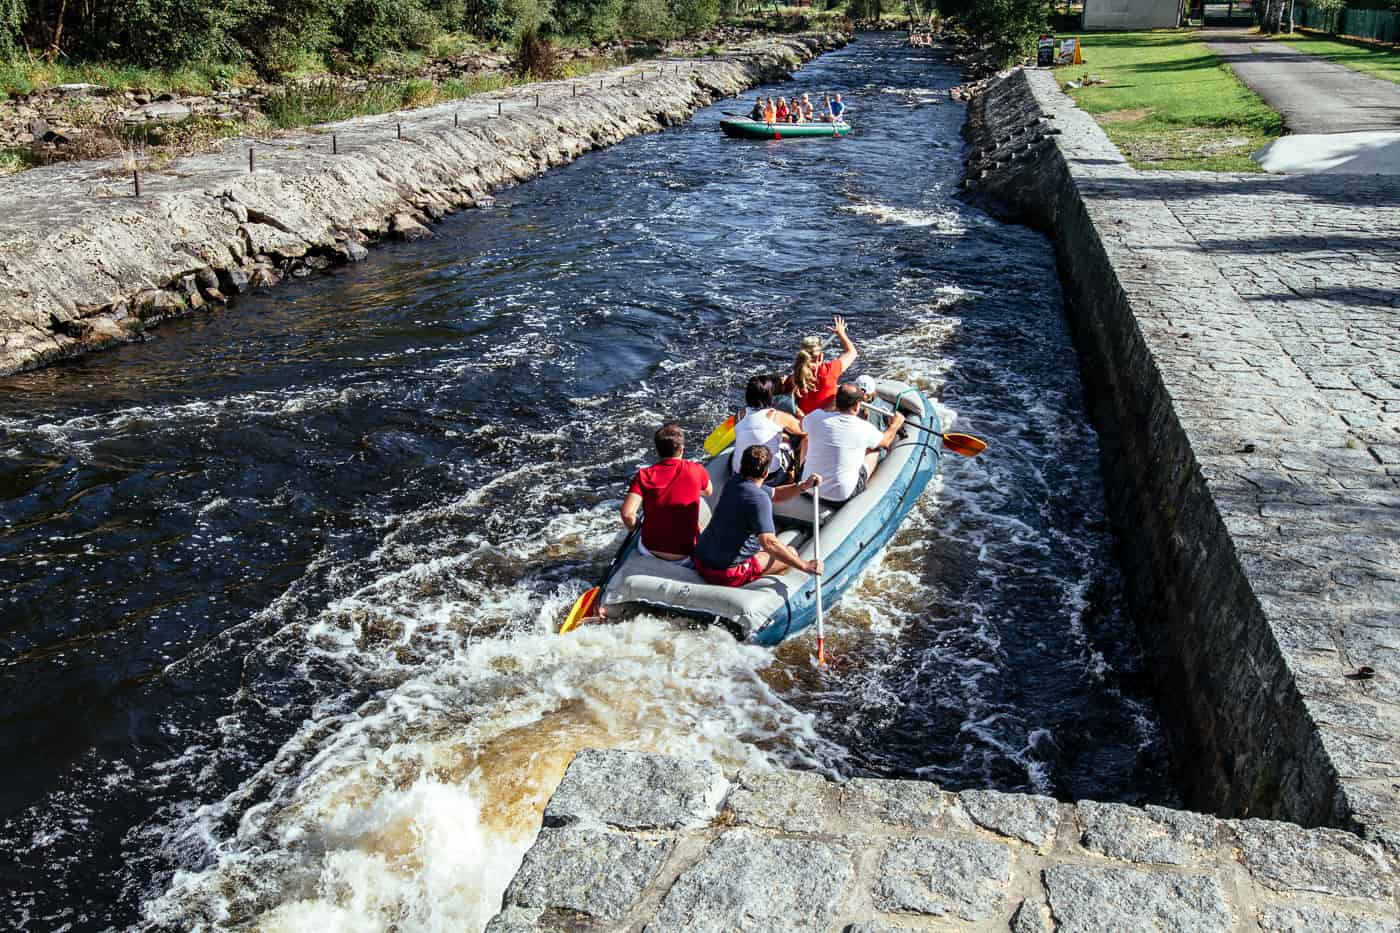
[
  {"x1": 800, "y1": 383, "x2": 905, "y2": 508},
  {"x1": 750, "y1": 97, "x2": 766, "y2": 121},
  {"x1": 787, "y1": 314, "x2": 858, "y2": 415},
  {"x1": 620, "y1": 422, "x2": 712, "y2": 561},
  {"x1": 692, "y1": 444, "x2": 822, "y2": 587}
]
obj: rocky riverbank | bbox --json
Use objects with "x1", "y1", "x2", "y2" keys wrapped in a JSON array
[
  {"x1": 486, "y1": 749, "x2": 1400, "y2": 930},
  {"x1": 0, "y1": 32, "x2": 845, "y2": 376}
]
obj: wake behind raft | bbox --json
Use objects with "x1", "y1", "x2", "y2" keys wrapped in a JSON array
[{"x1": 561, "y1": 379, "x2": 942, "y2": 647}]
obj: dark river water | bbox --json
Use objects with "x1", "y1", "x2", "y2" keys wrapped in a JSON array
[{"x1": 0, "y1": 33, "x2": 1175, "y2": 931}]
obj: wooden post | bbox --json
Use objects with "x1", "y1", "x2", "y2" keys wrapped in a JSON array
[
  {"x1": 397, "y1": 122, "x2": 402, "y2": 139},
  {"x1": 498, "y1": 101, "x2": 502, "y2": 116},
  {"x1": 454, "y1": 112, "x2": 459, "y2": 127},
  {"x1": 535, "y1": 93, "x2": 540, "y2": 107},
  {"x1": 248, "y1": 147, "x2": 254, "y2": 173},
  {"x1": 332, "y1": 134, "x2": 338, "y2": 154},
  {"x1": 133, "y1": 169, "x2": 141, "y2": 197}
]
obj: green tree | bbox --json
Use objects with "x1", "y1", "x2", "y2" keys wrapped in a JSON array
[{"x1": 0, "y1": 0, "x2": 22, "y2": 59}]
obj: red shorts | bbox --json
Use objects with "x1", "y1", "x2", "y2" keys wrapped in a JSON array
[{"x1": 694, "y1": 555, "x2": 765, "y2": 587}]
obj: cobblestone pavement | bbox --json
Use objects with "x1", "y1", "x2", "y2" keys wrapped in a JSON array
[
  {"x1": 487, "y1": 749, "x2": 1400, "y2": 931},
  {"x1": 1023, "y1": 68, "x2": 1400, "y2": 843},
  {"x1": 1202, "y1": 28, "x2": 1400, "y2": 134}
]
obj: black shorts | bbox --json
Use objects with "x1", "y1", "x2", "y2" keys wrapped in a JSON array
[{"x1": 822, "y1": 465, "x2": 868, "y2": 509}]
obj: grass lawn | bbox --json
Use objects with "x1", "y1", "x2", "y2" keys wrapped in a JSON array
[
  {"x1": 1270, "y1": 30, "x2": 1400, "y2": 84},
  {"x1": 1063, "y1": 29, "x2": 1284, "y2": 171}
]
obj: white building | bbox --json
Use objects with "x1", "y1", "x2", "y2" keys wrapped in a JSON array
[{"x1": 1082, "y1": 0, "x2": 1181, "y2": 29}]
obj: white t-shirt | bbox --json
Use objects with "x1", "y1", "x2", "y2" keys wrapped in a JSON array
[{"x1": 800, "y1": 409, "x2": 883, "y2": 501}]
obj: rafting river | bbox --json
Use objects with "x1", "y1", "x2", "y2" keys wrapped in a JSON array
[{"x1": 0, "y1": 33, "x2": 1175, "y2": 931}]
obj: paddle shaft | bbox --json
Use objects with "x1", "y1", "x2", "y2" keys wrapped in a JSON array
[
  {"x1": 813, "y1": 483, "x2": 825, "y2": 667},
  {"x1": 858, "y1": 402, "x2": 986, "y2": 457}
]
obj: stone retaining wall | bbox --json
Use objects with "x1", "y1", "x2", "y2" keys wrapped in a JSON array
[
  {"x1": 0, "y1": 33, "x2": 844, "y2": 376},
  {"x1": 963, "y1": 69, "x2": 1399, "y2": 844},
  {"x1": 486, "y1": 749, "x2": 1400, "y2": 931}
]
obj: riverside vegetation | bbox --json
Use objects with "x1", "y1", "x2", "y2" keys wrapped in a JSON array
[{"x1": 0, "y1": 0, "x2": 1056, "y2": 174}]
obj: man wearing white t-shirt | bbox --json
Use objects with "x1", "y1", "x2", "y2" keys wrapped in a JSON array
[{"x1": 799, "y1": 383, "x2": 905, "y2": 505}]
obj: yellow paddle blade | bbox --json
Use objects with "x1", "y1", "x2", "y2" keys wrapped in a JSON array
[
  {"x1": 942, "y1": 433, "x2": 988, "y2": 457},
  {"x1": 703, "y1": 416, "x2": 736, "y2": 457},
  {"x1": 559, "y1": 587, "x2": 599, "y2": 634}
]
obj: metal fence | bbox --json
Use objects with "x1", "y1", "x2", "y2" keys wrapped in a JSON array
[{"x1": 1292, "y1": 0, "x2": 1400, "y2": 42}]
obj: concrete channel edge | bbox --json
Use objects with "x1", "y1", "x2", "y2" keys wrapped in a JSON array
[
  {"x1": 484, "y1": 748, "x2": 1399, "y2": 930},
  {"x1": 963, "y1": 67, "x2": 1399, "y2": 847}
]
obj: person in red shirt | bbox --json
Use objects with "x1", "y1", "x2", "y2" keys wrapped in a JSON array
[
  {"x1": 620, "y1": 423, "x2": 713, "y2": 561},
  {"x1": 788, "y1": 314, "x2": 859, "y2": 414}
]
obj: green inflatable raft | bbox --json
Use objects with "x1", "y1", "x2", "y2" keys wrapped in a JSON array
[{"x1": 720, "y1": 118, "x2": 851, "y2": 140}]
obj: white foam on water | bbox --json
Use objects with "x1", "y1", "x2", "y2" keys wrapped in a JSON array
[
  {"x1": 143, "y1": 616, "x2": 836, "y2": 932},
  {"x1": 839, "y1": 201, "x2": 966, "y2": 234}
]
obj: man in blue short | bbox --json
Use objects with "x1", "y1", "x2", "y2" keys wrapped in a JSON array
[
  {"x1": 692, "y1": 445, "x2": 822, "y2": 587},
  {"x1": 827, "y1": 93, "x2": 846, "y2": 123}
]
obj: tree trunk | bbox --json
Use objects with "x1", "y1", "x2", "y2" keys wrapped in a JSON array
[{"x1": 1260, "y1": 0, "x2": 1285, "y2": 33}]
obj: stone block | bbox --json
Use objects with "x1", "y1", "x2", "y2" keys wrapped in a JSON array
[
  {"x1": 1042, "y1": 864, "x2": 1233, "y2": 932},
  {"x1": 1011, "y1": 898, "x2": 1054, "y2": 933},
  {"x1": 648, "y1": 829, "x2": 853, "y2": 932},
  {"x1": 1257, "y1": 905, "x2": 1400, "y2": 933},
  {"x1": 722, "y1": 766, "x2": 830, "y2": 833},
  {"x1": 956, "y1": 788, "x2": 1060, "y2": 848},
  {"x1": 544, "y1": 748, "x2": 728, "y2": 830},
  {"x1": 833, "y1": 778, "x2": 944, "y2": 832},
  {"x1": 1231, "y1": 818, "x2": 1395, "y2": 900},
  {"x1": 872, "y1": 836, "x2": 1011, "y2": 921},
  {"x1": 1077, "y1": 801, "x2": 1217, "y2": 865},
  {"x1": 502, "y1": 825, "x2": 671, "y2": 922}
]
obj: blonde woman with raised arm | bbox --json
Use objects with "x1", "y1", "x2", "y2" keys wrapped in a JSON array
[{"x1": 787, "y1": 315, "x2": 858, "y2": 415}]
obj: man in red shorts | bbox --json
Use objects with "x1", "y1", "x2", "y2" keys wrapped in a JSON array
[
  {"x1": 620, "y1": 422, "x2": 713, "y2": 561},
  {"x1": 692, "y1": 445, "x2": 822, "y2": 586}
]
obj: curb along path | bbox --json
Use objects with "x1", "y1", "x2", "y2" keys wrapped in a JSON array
[{"x1": 0, "y1": 33, "x2": 846, "y2": 377}]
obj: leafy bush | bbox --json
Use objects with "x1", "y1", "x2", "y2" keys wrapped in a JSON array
[
  {"x1": 515, "y1": 24, "x2": 560, "y2": 76},
  {"x1": 936, "y1": 0, "x2": 1051, "y2": 65},
  {"x1": 620, "y1": 0, "x2": 676, "y2": 40}
]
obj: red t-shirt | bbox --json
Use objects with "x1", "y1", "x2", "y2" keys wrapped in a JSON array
[
  {"x1": 627, "y1": 458, "x2": 710, "y2": 556},
  {"x1": 795, "y1": 359, "x2": 844, "y2": 414}
]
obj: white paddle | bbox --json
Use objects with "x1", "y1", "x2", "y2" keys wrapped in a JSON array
[{"x1": 812, "y1": 478, "x2": 825, "y2": 667}]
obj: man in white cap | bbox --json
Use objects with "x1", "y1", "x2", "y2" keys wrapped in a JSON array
[
  {"x1": 855, "y1": 375, "x2": 878, "y2": 407},
  {"x1": 799, "y1": 382, "x2": 905, "y2": 507}
]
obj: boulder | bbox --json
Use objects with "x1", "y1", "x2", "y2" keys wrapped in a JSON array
[
  {"x1": 389, "y1": 211, "x2": 432, "y2": 241},
  {"x1": 219, "y1": 266, "x2": 250, "y2": 294},
  {"x1": 133, "y1": 101, "x2": 192, "y2": 123}
]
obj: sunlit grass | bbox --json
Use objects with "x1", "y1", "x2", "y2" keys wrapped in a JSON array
[
  {"x1": 1064, "y1": 29, "x2": 1283, "y2": 171},
  {"x1": 0, "y1": 57, "x2": 255, "y2": 97}
]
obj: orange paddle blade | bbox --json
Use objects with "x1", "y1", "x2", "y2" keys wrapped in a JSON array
[
  {"x1": 941, "y1": 433, "x2": 988, "y2": 457},
  {"x1": 703, "y1": 415, "x2": 736, "y2": 457},
  {"x1": 559, "y1": 587, "x2": 599, "y2": 634}
]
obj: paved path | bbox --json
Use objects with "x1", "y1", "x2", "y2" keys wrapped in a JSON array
[{"x1": 1203, "y1": 28, "x2": 1400, "y2": 134}]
